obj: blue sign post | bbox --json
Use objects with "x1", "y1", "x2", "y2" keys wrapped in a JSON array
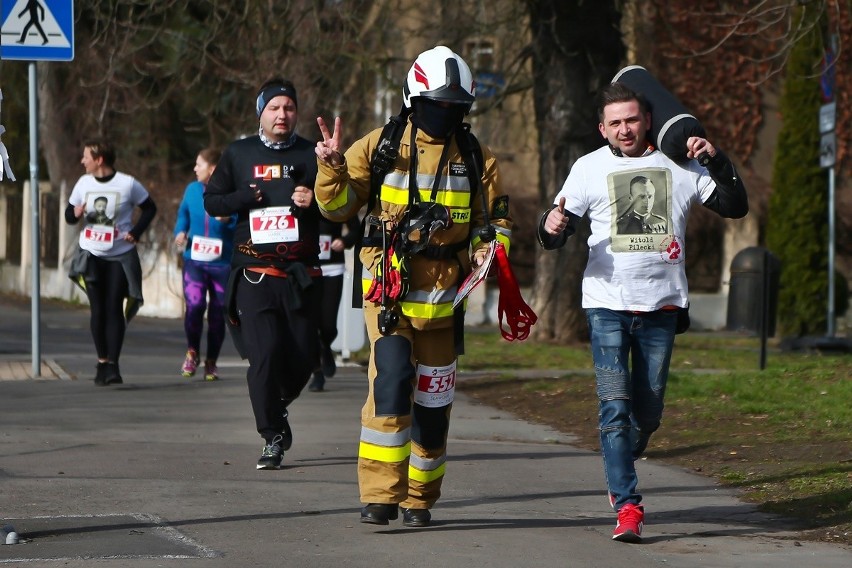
[{"x1": 1, "y1": 0, "x2": 74, "y2": 61}]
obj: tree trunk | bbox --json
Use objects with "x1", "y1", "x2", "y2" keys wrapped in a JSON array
[
  {"x1": 526, "y1": 0, "x2": 624, "y2": 343},
  {"x1": 38, "y1": 63, "x2": 82, "y2": 194}
]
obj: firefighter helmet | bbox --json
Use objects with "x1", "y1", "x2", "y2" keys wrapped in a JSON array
[{"x1": 403, "y1": 46, "x2": 475, "y2": 111}]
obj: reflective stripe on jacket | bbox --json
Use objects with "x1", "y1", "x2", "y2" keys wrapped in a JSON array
[{"x1": 315, "y1": 121, "x2": 512, "y2": 330}]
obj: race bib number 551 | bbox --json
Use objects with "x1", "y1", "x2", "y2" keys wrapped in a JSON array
[
  {"x1": 249, "y1": 206, "x2": 299, "y2": 244},
  {"x1": 414, "y1": 362, "x2": 456, "y2": 408}
]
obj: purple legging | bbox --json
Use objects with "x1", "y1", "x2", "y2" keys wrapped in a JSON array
[{"x1": 182, "y1": 258, "x2": 230, "y2": 361}]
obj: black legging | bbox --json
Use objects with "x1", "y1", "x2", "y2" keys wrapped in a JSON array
[
  {"x1": 318, "y1": 274, "x2": 344, "y2": 349},
  {"x1": 85, "y1": 257, "x2": 129, "y2": 362}
]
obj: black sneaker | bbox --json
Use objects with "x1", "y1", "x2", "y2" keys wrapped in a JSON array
[
  {"x1": 94, "y1": 362, "x2": 108, "y2": 386},
  {"x1": 308, "y1": 371, "x2": 325, "y2": 392},
  {"x1": 280, "y1": 410, "x2": 293, "y2": 451},
  {"x1": 320, "y1": 344, "x2": 336, "y2": 378},
  {"x1": 256, "y1": 434, "x2": 284, "y2": 470},
  {"x1": 103, "y1": 362, "x2": 122, "y2": 385}
]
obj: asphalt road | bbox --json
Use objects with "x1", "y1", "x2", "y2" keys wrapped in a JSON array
[{"x1": 1, "y1": 295, "x2": 850, "y2": 567}]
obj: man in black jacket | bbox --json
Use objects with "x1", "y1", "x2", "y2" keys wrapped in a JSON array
[{"x1": 204, "y1": 78, "x2": 321, "y2": 470}]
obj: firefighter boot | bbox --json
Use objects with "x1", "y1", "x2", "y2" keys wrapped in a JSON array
[
  {"x1": 401, "y1": 507, "x2": 431, "y2": 527},
  {"x1": 360, "y1": 504, "x2": 399, "y2": 525}
]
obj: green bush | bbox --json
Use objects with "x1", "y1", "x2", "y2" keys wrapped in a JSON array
[{"x1": 766, "y1": 9, "x2": 829, "y2": 337}]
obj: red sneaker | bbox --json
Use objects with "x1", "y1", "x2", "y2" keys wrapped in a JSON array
[{"x1": 612, "y1": 503, "x2": 644, "y2": 543}]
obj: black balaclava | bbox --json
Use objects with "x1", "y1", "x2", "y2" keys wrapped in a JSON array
[{"x1": 411, "y1": 98, "x2": 467, "y2": 139}]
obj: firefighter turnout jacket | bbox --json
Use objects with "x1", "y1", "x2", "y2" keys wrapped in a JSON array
[{"x1": 315, "y1": 120, "x2": 512, "y2": 327}]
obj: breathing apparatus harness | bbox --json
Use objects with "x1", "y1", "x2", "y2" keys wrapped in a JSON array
[{"x1": 358, "y1": 107, "x2": 536, "y2": 340}]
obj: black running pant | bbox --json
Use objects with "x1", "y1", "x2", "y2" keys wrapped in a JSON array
[{"x1": 235, "y1": 270, "x2": 320, "y2": 441}]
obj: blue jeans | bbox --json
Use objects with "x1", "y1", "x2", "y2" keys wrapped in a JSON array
[{"x1": 586, "y1": 308, "x2": 677, "y2": 510}]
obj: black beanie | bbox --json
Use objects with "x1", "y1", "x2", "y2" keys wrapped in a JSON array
[{"x1": 255, "y1": 82, "x2": 298, "y2": 117}]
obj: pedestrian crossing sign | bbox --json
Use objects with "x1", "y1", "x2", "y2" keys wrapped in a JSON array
[{"x1": 1, "y1": 0, "x2": 74, "y2": 61}]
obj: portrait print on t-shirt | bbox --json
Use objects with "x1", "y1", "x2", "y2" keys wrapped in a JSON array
[
  {"x1": 81, "y1": 191, "x2": 119, "y2": 252},
  {"x1": 84, "y1": 192, "x2": 118, "y2": 226},
  {"x1": 609, "y1": 167, "x2": 673, "y2": 253}
]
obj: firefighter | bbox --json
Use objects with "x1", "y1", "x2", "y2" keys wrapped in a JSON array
[{"x1": 314, "y1": 46, "x2": 512, "y2": 527}]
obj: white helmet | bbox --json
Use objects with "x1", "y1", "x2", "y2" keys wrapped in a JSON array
[{"x1": 403, "y1": 46, "x2": 475, "y2": 111}]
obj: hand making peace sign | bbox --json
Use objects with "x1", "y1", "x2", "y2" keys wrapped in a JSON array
[{"x1": 315, "y1": 116, "x2": 344, "y2": 166}]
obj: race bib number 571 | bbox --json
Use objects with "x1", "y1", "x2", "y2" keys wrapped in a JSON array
[
  {"x1": 81, "y1": 224, "x2": 114, "y2": 251},
  {"x1": 249, "y1": 206, "x2": 299, "y2": 244},
  {"x1": 414, "y1": 362, "x2": 456, "y2": 408}
]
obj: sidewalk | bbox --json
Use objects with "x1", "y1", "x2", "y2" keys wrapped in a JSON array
[
  {"x1": 1, "y1": 296, "x2": 850, "y2": 567},
  {"x1": 0, "y1": 358, "x2": 70, "y2": 381}
]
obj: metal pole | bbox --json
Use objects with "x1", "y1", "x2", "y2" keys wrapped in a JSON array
[
  {"x1": 827, "y1": 166, "x2": 836, "y2": 337},
  {"x1": 28, "y1": 62, "x2": 41, "y2": 378}
]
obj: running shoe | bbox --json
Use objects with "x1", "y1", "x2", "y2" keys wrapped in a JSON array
[
  {"x1": 103, "y1": 362, "x2": 122, "y2": 385},
  {"x1": 204, "y1": 360, "x2": 218, "y2": 381},
  {"x1": 320, "y1": 343, "x2": 336, "y2": 378},
  {"x1": 308, "y1": 371, "x2": 325, "y2": 392},
  {"x1": 256, "y1": 434, "x2": 284, "y2": 470},
  {"x1": 94, "y1": 362, "x2": 108, "y2": 386},
  {"x1": 612, "y1": 503, "x2": 644, "y2": 543},
  {"x1": 181, "y1": 349, "x2": 199, "y2": 377}
]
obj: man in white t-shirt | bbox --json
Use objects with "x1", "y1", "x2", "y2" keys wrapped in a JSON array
[{"x1": 537, "y1": 82, "x2": 748, "y2": 543}]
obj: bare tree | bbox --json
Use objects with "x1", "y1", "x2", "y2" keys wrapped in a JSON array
[
  {"x1": 525, "y1": 0, "x2": 625, "y2": 343},
  {"x1": 33, "y1": 0, "x2": 399, "y2": 235},
  {"x1": 13, "y1": 0, "x2": 846, "y2": 337}
]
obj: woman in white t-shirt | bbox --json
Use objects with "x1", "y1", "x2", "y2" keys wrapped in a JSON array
[{"x1": 66, "y1": 139, "x2": 157, "y2": 386}]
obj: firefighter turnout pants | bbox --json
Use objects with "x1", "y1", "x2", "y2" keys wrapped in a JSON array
[{"x1": 359, "y1": 302, "x2": 456, "y2": 509}]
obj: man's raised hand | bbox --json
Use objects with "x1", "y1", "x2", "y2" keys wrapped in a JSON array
[
  {"x1": 686, "y1": 136, "x2": 715, "y2": 161},
  {"x1": 316, "y1": 116, "x2": 343, "y2": 166},
  {"x1": 544, "y1": 197, "x2": 568, "y2": 235}
]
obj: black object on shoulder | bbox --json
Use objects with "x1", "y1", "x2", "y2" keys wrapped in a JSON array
[{"x1": 612, "y1": 65, "x2": 706, "y2": 163}]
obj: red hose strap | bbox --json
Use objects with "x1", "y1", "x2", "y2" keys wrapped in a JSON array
[
  {"x1": 364, "y1": 278, "x2": 381, "y2": 303},
  {"x1": 494, "y1": 242, "x2": 537, "y2": 341}
]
